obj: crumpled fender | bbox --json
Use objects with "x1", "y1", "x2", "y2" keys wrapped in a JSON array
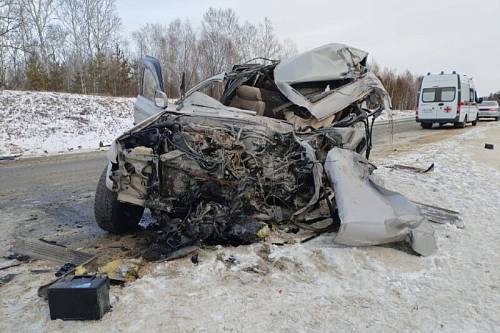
[{"x1": 324, "y1": 147, "x2": 437, "y2": 256}]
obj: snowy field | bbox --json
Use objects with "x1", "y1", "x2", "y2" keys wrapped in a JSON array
[
  {"x1": 0, "y1": 90, "x2": 135, "y2": 156},
  {"x1": 1, "y1": 121, "x2": 499, "y2": 332},
  {"x1": 0, "y1": 90, "x2": 413, "y2": 158}
]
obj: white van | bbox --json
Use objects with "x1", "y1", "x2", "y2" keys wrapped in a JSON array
[{"x1": 416, "y1": 72, "x2": 481, "y2": 128}]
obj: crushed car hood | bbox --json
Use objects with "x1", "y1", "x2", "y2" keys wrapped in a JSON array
[{"x1": 274, "y1": 43, "x2": 391, "y2": 120}]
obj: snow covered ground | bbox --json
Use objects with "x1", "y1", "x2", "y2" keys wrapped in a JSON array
[
  {"x1": 376, "y1": 109, "x2": 415, "y2": 122},
  {"x1": 0, "y1": 90, "x2": 135, "y2": 156},
  {"x1": 0, "y1": 89, "x2": 413, "y2": 157},
  {"x1": 1, "y1": 121, "x2": 499, "y2": 332}
]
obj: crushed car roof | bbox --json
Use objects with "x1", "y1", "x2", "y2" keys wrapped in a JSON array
[{"x1": 274, "y1": 43, "x2": 391, "y2": 120}]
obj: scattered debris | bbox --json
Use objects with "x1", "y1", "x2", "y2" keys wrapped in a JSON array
[
  {"x1": 5, "y1": 252, "x2": 30, "y2": 262},
  {"x1": 98, "y1": 259, "x2": 143, "y2": 283},
  {"x1": 0, "y1": 273, "x2": 17, "y2": 286},
  {"x1": 387, "y1": 163, "x2": 435, "y2": 173},
  {"x1": 55, "y1": 263, "x2": 77, "y2": 277},
  {"x1": 484, "y1": 143, "x2": 494, "y2": 150},
  {"x1": 413, "y1": 201, "x2": 464, "y2": 228},
  {"x1": 48, "y1": 276, "x2": 110, "y2": 320},
  {"x1": 147, "y1": 245, "x2": 200, "y2": 263},
  {"x1": 0, "y1": 261, "x2": 22, "y2": 271},
  {"x1": 30, "y1": 269, "x2": 52, "y2": 274},
  {"x1": 190, "y1": 253, "x2": 199, "y2": 265},
  {"x1": 74, "y1": 265, "x2": 88, "y2": 276},
  {"x1": 0, "y1": 154, "x2": 21, "y2": 161},
  {"x1": 12, "y1": 237, "x2": 95, "y2": 265}
]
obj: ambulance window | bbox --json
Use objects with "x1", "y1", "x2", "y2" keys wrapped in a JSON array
[
  {"x1": 469, "y1": 89, "x2": 474, "y2": 102},
  {"x1": 441, "y1": 87, "x2": 456, "y2": 102},
  {"x1": 422, "y1": 88, "x2": 436, "y2": 102}
]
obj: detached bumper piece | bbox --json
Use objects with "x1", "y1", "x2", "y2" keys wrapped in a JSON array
[{"x1": 324, "y1": 148, "x2": 437, "y2": 256}]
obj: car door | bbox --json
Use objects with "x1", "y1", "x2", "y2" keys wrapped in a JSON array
[{"x1": 134, "y1": 56, "x2": 165, "y2": 124}]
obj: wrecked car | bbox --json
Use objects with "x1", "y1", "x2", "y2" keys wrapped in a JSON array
[{"x1": 94, "y1": 43, "x2": 437, "y2": 259}]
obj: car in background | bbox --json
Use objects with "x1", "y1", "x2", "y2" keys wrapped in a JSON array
[
  {"x1": 416, "y1": 72, "x2": 481, "y2": 129},
  {"x1": 477, "y1": 100, "x2": 499, "y2": 121}
]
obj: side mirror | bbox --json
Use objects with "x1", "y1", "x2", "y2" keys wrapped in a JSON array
[
  {"x1": 477, "y1": 97, "x2": 483, "y2": 104},
  {"x1": 154, "y1": 90, "x2": 168, "y2": 108}
]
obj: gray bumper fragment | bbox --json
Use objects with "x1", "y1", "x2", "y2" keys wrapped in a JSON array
[{"x1": 324, "y1": 147, "x2": 437, "y2": 256}]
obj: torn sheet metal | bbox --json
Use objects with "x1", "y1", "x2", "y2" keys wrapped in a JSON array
[
  {"x1": 324, "y1": 147, "x2": 437, "y2": 256},
  {"x1": 275, "y1": 43, "x2": 368, "y2": 83},
  {"x1": 274, "y1": 43, "x2": 391, "y2": 121}
]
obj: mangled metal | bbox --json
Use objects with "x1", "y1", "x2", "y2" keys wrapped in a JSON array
[
  {"x1": 324, "y1": 148, "x2": 437, "y2": 256},
  {"x1": 103, "y1": 43, "x2": 438, "y2": 259},
  {"x1": 274, "y1": 43, "x2": 391, "y2": 121}
]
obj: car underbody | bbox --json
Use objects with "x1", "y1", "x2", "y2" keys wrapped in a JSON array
[{"x1": 98, "y1": 44, "x2": 437, "y2": 259}]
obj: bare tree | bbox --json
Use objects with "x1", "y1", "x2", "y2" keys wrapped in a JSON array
[
  {"x1": 58, "y1": 0, "x2": 121, "y2": 93},
  {"x1": 2, "y1": 4, "x2": 298, "y2": 96},
  {"x1": 198, "y1": 8, "x2": 240, "y2": 79},
  {"x1": 18, "y1": 0, "x2": 59, "y2": 69},
  {"x1": 166, "y1": 19, "x2": 198, "y2": 95}
]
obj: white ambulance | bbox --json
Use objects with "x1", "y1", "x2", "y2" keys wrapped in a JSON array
[{"x1": 416, "y1": 72, "x2": 481, "y2": 128}]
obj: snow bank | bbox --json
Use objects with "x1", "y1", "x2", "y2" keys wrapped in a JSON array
[
  {"x1": 0, "y1": 90, "x2": 135, "y2": 156},
  {"x1": 376, "y1": 109, "x2": 415, "y2": 122}
]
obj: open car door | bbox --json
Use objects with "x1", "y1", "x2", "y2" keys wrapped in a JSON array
[{"x1": 134, "y1": 56, "x2": 166, "y2": 124}]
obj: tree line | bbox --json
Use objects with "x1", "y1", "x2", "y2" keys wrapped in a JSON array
[
  {"x1": 0, "y1": 2, "x2": 296, "y2": 98},
  {"x1": 371, "y1": 63, "x2": 423, "y2": 110},
  {"x1": 3, "y1": 1, "x2": 489, "y2": 110}
]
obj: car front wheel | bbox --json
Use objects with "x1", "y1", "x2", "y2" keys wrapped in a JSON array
[{"x1": 94, "y1": 167, "x2": 144, "y2": 234}]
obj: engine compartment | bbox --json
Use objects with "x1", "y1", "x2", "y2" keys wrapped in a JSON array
[{"x1": 109, "y1": 112, "x2": 368, "y2": 258}]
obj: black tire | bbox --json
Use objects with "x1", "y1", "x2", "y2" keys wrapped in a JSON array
[
  {"x1": 94, "y1": 167, "x2": 144, "y2": 234},
  {"x1": 496, "y1": 117, "x2": 499, "y2": 121},
  {"x1": 454, "y1": 117, "x2": 466, "y2": 128},
  {"x1": 421, "y1": 123, "x2": 432, "y2": 129},
  {"x1": 472, "y1": 115, "x2": 478, "y2": 126}
]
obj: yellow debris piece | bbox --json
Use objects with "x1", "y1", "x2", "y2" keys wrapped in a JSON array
[
  {"x1": 74, "y1": 265, "x2": 87, "y2": 276},
  {"x1": 98, "y1": 259, "x2": 143, "y2": 283},
  {"x1": 257, "y1": 225, "x2": 270, "y2": 239}
]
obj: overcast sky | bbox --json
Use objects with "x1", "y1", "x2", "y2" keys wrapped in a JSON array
[{"x1": 117, "y1": 0, "x2": 500, "y2": 94}]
